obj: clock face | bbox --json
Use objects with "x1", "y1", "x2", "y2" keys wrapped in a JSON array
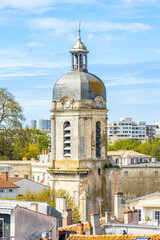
[
  {"x1": 64, "y1": 99, "x2": 70, "y2": 108},
  {"x1": 95, "y1": 100, "x2": 102, "y2": 108},
  {"x1": 96, "y1": 100, "x2": 100, "y2": 107}
]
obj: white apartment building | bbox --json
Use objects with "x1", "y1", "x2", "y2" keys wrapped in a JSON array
[
  {"x1": 108, "y1": 118, "x2": 147, "y2": 142},
  {"x1": 28, "y1": 119, "x2": 51, "y2": 130}
]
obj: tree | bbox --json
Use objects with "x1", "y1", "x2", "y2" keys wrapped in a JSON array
[
  {"x1": 15, "y1": 188, "x2": 80, "y2": 222},
  {"x1": 136, "y1": 141, "x2": 152, "y2": 155},
  {"x1": 0, "y1": 88, "x2": 24, "y2": 130},
  {"x1": 37, "y1": 135, "x2": 50, "y2": 151},
  {"x1": 21, "y1": 144, "x2": 40, "y2": 159},
  {"x1": 108, "y1": 139, "x2": 141, "y2": 151}
]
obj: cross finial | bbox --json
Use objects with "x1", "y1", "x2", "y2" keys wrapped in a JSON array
[{"x1": 78, "y1": 21, "x2": 81, "y2": 41}]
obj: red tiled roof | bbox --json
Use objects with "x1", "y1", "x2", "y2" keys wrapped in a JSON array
[
  {"x1": 0, "y1": 178, "x2": 19, "y2": 189},
  {"x1": 67, "y1": 234, "x2": 160, "y2": 240},
  {"x1": 8, "y1": 177, "x2": 24, "y2": 182}
]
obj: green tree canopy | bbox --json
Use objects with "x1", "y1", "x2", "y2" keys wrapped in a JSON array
[
  {"x1": 0, "y1": 88, "x2": 24, "y2": 130},
  {"x1": 108, "y1": 139, "x2": 141, "y2": 151}
]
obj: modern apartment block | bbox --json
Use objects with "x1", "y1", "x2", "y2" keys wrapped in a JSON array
[
  {"x1": 108, "y1": 118, "x2": 146, "y2": 142},
  {"x1": 28, "y1": 119, "x2": 51, "y2": 130},
  {"x1": 146, "y1": 122, "x2": 160, "y2": 139}
]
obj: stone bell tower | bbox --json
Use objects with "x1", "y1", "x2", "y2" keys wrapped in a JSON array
[{"x1": 49, "y1": 29, "x2": 108, "y2": 216}]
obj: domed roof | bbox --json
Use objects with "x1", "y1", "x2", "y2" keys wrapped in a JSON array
[
  {"x1": 71, "y1": 39, "x2": 88, "y2": 52},
  {"x1": 70, "y1": 29, "x2": 88, "y2": 53},
  {"x1": 52, "y1": 71, "x2": 106, "y2": 101}
]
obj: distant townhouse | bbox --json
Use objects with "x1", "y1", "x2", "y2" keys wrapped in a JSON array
[
  {"x1": 108, "y1": 150, "x2": 150, "y2": 166},
  {"x1": 0, "y1": 172, "x2": 19, "y2": 198},
  {"x1": 108, "y1": 117, "x2": 147, "y2": 142}
]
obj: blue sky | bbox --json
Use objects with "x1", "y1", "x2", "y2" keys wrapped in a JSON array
[{"x1": 0, "y1": 0, "x2": 160, "y2": 125}]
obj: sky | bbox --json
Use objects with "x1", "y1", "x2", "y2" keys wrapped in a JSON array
[{"x1": 0, "y1": 0, "x2": 160, "y2": 125}]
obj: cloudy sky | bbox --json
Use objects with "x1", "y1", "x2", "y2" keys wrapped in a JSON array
[{"x1": 0, "y1": 0, "x2": 160, "y2": 125}]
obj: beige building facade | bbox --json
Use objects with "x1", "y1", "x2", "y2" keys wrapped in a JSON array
[{"x1": 49, "y1": 30, "x2": 108, "y2": 214}]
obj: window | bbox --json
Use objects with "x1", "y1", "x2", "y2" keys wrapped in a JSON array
[
  {"x1": 9, "y1": 189, "x2": 12, "y2": 192},
  {"x1": 138, "y1": 210, "x2": 141, "y2": 221},
  {"x1": 155, "y1": 211, "x2": 160, "y2": 221},
  {"x1": 98, "y1": 168, "x2": 101, "y2": 175},
  {"x1": 37, "y1": 176, "x2": 40, "y2": 182},
  {"x1": 24, "y1": 174, "x2": 28, "y2": 179},
  {"x1": 64, "y1": 121, "x2": 71, "y2": 157},
  {"x1": 0, "y1": 190, "x2": 3, "y2": 193},
  {"x1": 96, "y1": 122, "x2": 101, "y2": 157},
  {"x1": 14, "y1": 175, "x2": 18, "y2": 177}
]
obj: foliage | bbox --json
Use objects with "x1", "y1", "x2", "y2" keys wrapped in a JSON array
[
  {"x1": 20, "y1": 144, "x2": 40, "y2": 159},
  {"x1": 108, "y1": 139, "x2": 141, "y2": 151},
  {"x1": 0, "y1": 88, "x2": 24, "y2": 130},
  {"x1": 108, "y1": 138, "x2": 160, "y2": 161},
  {"x1": 0, "y1": 126, "x2": 50, "y2": 160},
  {"x1": 37, "y1": 135, "x2": 50, "y2": 151},
  {"x1": 104, "y1": 163, "x2": 119, "y2": 169},
  {"x1": 15, "y1": 188, "x2": 80, "y2": 223}
]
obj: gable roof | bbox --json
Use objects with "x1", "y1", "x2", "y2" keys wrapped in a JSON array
[
  {"x1": 0, "y1": 178, "x2": 19, "y2": 189},
  {"x1": 124, "y1": 192, "x2": 160, "y2": 204},
  {"x1": 108, "y1": 150, "x2": 150, "y2": 157}
]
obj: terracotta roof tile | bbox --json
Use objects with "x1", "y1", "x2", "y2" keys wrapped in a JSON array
[
  {"x1": 8, "y1": 177, "x2": 24, "y2": 182},
  {"x1": 0, "y1": 178, "x2": 19, "y2": 189},
  {"x1": 67, "y1": 234, "x2": 160, "y2": 240}
]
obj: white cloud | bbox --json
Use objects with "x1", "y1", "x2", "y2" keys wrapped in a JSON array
[
  {"x1": 27, "y1": 42, "x2": 43, "y2": 47},
  {"x1": 84, "y1": 21, "x2": 152, "y2": 33},
  {"x1": 102, "y1": 34, "x2": 126, "y2": 42},
  {"x1": 0, "y1": 0, "x2": 95, "y2": 11},
  {"x1": 122, "y1": 0, "x2": 156, "y2": 3},
  {"x1": 29, "y1": 18, "x2": 152, "y2": 36},
  {"x1": 104, "y1": 74, "x2": 160, "y2": 87}
]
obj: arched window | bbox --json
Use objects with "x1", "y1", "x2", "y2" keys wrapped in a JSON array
[
  {"x1": 63, "y1": 121, "x2": 71, "y2": 157},
  {"x1": 96, "y1": 121, "x2": 101, "y2": 157}
]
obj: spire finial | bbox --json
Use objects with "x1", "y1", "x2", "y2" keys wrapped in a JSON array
[{"x1": 78, "y1": 21, "x2": 81, "y2": 41}]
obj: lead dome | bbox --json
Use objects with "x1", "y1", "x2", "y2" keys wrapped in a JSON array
[{"x1": 52, "y1": 29, "x2": 106, "y2": 101}]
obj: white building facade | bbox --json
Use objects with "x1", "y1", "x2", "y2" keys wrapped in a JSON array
[{"x1": 108, "y1": 117, "x2": 147, "y2": 142}]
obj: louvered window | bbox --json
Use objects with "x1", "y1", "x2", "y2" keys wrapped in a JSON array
[
  {"x1": 64, "y1": 121, "x2": 71, "y2": 157},
  {"x1": 96, "y1": 122, "x2": 101, "y2": 157}
]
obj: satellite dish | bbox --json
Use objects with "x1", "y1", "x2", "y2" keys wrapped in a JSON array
[{"x1": 62, "y1": 210, "x2": 68, "y2": 218}]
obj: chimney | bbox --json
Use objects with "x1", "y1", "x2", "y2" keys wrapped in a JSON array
[
  {"x1": 124, "y1": 206, "x2": 138, "y2": 224},
  {"x1": 90, "y1": 213, "x2": 101, "y2": 235},
  {"x1": 30, "y1": 203, "x2": 38, "y2": 212},
  {"x1": 56, "y1": 197, "x2": 66, "y2": 213},
  {"x1": 85, "y1": 221, "x2": 93, "y2": 235},
  {"x1": 76, "y1": 222, "x2": 84, "y2": 235},
  {"x1": 114, "y1": 192, "x2": 123, "y2": 220},
  {"x1": 124, "y1": 207, "x2": 132, "y2": 224},
  {"x1": 62, "y1": 209, "x2": 72, "y2": 227},
  {"x1": 1, "y1": 172, "x2": 8, "y2": 181},
  {"x1": 105, "y1": 211, "x2": 111, "y2": 223}
]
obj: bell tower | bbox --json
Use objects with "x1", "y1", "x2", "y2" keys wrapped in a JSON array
[
  {"x1": 70, "y1": 28, "x2": 89, "y2": 72},
  {"x1": 49, "y1": 30, "x2": 108, "y2": 216}
]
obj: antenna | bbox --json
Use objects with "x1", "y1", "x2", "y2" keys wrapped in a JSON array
[{"x1": 78, "y1": 21, "x2": 81, "y2": 40}]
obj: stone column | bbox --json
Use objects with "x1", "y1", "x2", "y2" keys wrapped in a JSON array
[{"x1": 51, "y1": 116, "x2": 56, "y2": 168}]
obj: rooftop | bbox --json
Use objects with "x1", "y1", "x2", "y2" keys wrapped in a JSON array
[
  {"x1": 0, "y1": 178, "x2": 19, "y2": 189},
  {"x1": 67, "y1": 235, "x2": 160, "y2": 240},
  {"x1": 108, "y1": 150, "x2": 150, "y2": 157}
]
